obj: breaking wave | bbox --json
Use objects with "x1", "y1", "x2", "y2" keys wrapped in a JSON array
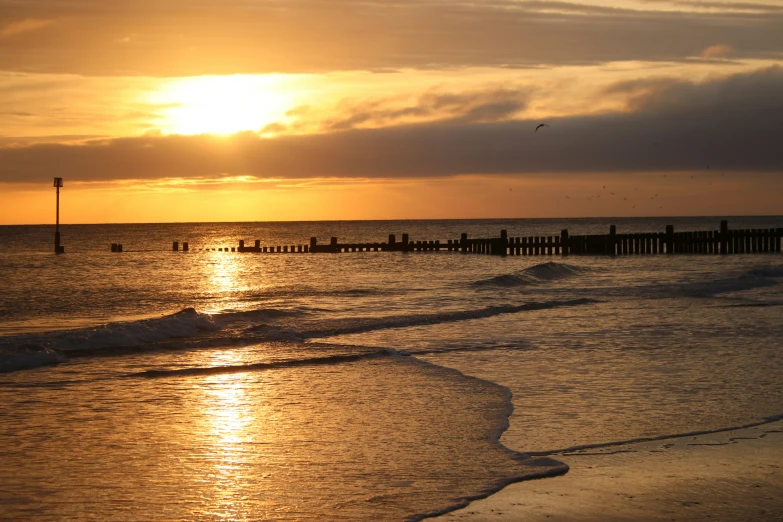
[
  {"x1": 474, "y1": 262, "x2": 586, "y2": 288},
  {"x1": 0, "y1": 344, "x2": 65, "y2": 373},
  {"x1": 0, "y1": 297, "x2": 597, "y2": 373}
]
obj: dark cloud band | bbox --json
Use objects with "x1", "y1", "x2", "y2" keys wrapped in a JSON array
[{"x1": 1, "y1": 67, "x2": 781, "y2": 183}]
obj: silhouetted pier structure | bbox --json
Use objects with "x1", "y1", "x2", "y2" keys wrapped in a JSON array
[
  {"x1": 228, "y1": 221, "x2": 782, "y2": 256},
  {"x1": 108, "y1": 220, "x2": 781, "y2": 255}
]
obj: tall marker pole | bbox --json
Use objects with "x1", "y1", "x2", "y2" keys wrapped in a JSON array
[{"x1": 54, "y1": 177, "x2": 64, "y2": 254}]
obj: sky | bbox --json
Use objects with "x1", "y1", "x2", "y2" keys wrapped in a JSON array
[{"x1": 0, "y1": 0, "x2": 782, "y2": 223}]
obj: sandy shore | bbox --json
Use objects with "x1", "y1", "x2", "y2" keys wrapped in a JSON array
[{"x1": 439, "y1": 420, "x2": 783, "y2": 521}]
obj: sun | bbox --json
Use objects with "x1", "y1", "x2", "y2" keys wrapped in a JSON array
[{"x1": 148, "y1": 74, "x2": 296, "y2": 135}]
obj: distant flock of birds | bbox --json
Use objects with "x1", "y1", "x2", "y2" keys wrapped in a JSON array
[{"x1": 512, "y1": 122, "x2": 723, "y2": 211}]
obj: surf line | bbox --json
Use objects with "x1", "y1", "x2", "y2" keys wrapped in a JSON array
[{"x1": 527, "y1": 413, "x2": 783, "y2": 456}]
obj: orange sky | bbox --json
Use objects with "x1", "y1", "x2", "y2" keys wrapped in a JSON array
[{"x1": 0, "y1": 0, "x2": 781, "y2": 223}]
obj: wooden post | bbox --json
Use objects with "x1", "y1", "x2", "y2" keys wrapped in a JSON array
[
  {"x1": 499, "y1": 229, "x2": 508, "y2": 256},
  {"x1": 609, "y1": 225, "x2": 617, "y2": 255},
  {"x1": 183, "y1": 242, "x2": 189, "y2": 252},
  {"x1": 401, "y1": 233, "x2": 409, "y2": 252},
  {"x1": 460, "y1": 233, "x2": 468, "y2": 253},
  {"x1": 111, "y1": 243, "x2": 117, "y2": 252},
  {"x1": 255, "y1": 240, "x2": 261, "y2": 249},
  {"x1": 53, "y1": 177, "x2": 64, "y2": 254},
  {"x1": 310, "y1": 237, "x2": 317, "y2": 252},
  {"x1": 239, "y1": 240, "x2": 245, "y2": 251},
  {"x1": 560, "y1": 229, "x2": 569, "y2": 256},
  {"x1": 665, "y1": 225, "x2": 674, "y2": 254},
  {"x1": 173, "y1": 241, "x2": 179, "y2": 252},
  {"x1": 330, "y1": 237, "x2": 338, "y2": 253},
  {"x1": 117, "y1": 244, "x2": 122, "y2": 253}
]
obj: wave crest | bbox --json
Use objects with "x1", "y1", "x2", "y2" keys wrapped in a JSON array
[{"x1": 475, "y1": 262, "x2": 585, "y2": 287}]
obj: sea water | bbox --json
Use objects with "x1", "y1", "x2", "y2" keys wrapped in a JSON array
[{"x1": 1, "y1": 217, "x2": 782, "y2": 520}]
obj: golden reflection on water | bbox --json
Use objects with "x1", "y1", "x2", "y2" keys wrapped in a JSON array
[
  {"x1": 201, "y1": 351, "x2": 257, "y2": 520},
  {"x1": 207, "y1": 251, "x2": 243, "y2": 296}
]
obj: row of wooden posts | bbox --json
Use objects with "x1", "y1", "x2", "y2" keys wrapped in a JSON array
[
  {"x1": 119, "y1": 220, "x2": 781, "y2": 256},
  {"x1": 230, "y1": 221, "x2": 782, "y2": 256}
]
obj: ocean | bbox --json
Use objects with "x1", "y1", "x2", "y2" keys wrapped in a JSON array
[{"x1": 1, "y1": 217, "x2": 782, "y2": 520}]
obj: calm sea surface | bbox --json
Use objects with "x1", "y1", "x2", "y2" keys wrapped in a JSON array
[{"x1": 1, "y1": 217, "x2": 782, "y2": 520}]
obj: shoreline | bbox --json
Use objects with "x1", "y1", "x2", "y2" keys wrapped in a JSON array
[{"x1": 438, "y1": 420, "x2": 783, "y2": 521}]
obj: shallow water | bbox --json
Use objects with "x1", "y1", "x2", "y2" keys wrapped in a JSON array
[{"x1": 1, "y1": 217, "x2": 782, "y2": 520}]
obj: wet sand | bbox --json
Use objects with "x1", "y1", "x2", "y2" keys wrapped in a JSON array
[{"x1": 439, "y1": 420, "x2": 783, "y2": 521}]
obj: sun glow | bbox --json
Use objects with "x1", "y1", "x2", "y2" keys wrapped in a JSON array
[{"x1": 149, "y1": 75, "x2": 297, "y2": 135}]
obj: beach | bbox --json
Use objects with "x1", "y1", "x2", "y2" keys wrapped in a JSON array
[{"x1": 440, "y1": 421, "x2": 783, "y2": 521}]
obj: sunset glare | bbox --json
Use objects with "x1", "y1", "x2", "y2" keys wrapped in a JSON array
[{"x1": 149, "y1": 75, "x2": 297, "y2": 135}]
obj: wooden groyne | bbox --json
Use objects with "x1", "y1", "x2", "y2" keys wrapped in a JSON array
[
  {"x1": 111, "y1": 220, "x2": 780, "y2": 255},
  {"x1": 225, "y1": 221, "x2": 782, "y2": 256}
]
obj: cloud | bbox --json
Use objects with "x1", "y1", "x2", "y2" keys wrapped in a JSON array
[
  {"x1": 325, "y1": 87, "x2": 533, "y2": 130},
  {"x1": 0, "y1": 18, "x2": 54, "y2": 38},
  {"x1": 0, "y1": 67, "x2": 781, "y2": 183},
  {"x1": 0, "y1": 1, "x2": 781, "y2": 75},
  {"x1": 641, "y1": 1, "x2": 783, "y2": 13},
  {"x1": 701, "y1": 44, "x2": 734, "y2": 59}
]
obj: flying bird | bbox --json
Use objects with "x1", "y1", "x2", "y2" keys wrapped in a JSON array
[{"x1": 535, "y1": 123, "x2": 549, "y2": 133}]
